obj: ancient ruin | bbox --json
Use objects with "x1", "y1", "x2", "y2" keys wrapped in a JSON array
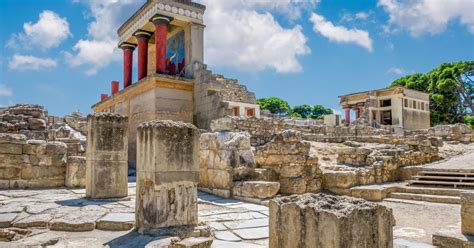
[
  {"x1": 1, "y1": 0, "x2": 473, "y2": 247},
  {"x1": 85, "y1": 113, "x2": 129, "y2": 199}
]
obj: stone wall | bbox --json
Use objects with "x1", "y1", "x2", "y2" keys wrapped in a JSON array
[
  {"x1": 269, "y1": 193, "x2": 395, "y2": 248},
  {"x1": 0, "y1": 104, "x2": 47, "y2": 140},
  {"x1": 211, "y1": 116, "x2": 392, "y2": 146},
  {"x1": 0, "y1": 133, "x2": 67, "y2": 189},
  {"x1": 254, "y1": 130, "x2": 322, "y2": 194},
  {"x1": 193, "y1": 68, "x2": 257, "y2": 130},
  {"x1": 199, "y1": 131, "x2": 256, "y2": 198},
  {"x1": 428, "y1": 124, "x2": 474, "y2": 143}
]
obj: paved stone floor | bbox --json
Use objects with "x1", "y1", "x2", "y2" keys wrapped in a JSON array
[{"x1": 0, "y1": 181, "x2": 465, "y2": 247}]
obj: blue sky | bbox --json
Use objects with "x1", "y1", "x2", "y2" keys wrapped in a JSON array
[{"x1": 1, "y1": 0, "x2": 473, "y2": 116}]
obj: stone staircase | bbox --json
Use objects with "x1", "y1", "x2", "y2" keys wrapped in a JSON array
[{"x1": 386, "y1": 169, "x2": 474, "y2": 204}]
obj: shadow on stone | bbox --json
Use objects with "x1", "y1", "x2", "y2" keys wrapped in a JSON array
[{"x1": 105, "y1": 231, "x2": 178, "y2": 248}]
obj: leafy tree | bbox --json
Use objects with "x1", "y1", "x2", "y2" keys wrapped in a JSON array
[
  {"x1": 465, "y1": 116, "x2": 474, "y2": 129},
  {"x1": 391, "y1": 61, "x2": 474, "y2": 125},
  {"x1": 311, "y1": 105, "x2": 333, "y2": 119},
  {"x1": 291, "y1": 104, "x2": 313, "y2": 118},
  {"x1": 290, "y1": 112, "x2": 302, "y2": 118},
  {"x1": 257, "y1": 97, "x2": 290, "y2": 116}
]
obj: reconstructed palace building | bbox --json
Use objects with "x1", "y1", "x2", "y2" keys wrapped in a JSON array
[
  {"x1": 91, "y1": 0, "x2": 260, "y2": 167},
  {"x1": 339, "y1": 86, "x2": 431, "y2": 130}
]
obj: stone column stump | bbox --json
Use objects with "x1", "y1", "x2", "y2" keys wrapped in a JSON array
[
  {"x1": 86, "y1": 113, "x2": 128, "y2": 199},
  {"x1": 270, "y1": 193, "x2": 395, "y2": 248},
  {"x1": 461, "y1": 191, "x2": 474, "y2": 236},
  {"x1": 136, "y1": 120, "x2": 199, "y2": 234}
]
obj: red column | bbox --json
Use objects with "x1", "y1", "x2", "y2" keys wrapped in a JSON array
[
  {"x1": 120, "y1": 43, "x2": 136, "y2": 88},
  {"x1": 111, "y1": 81, "x2": 119, "y2": 95},
  {"x1": 101, "y1": 94, "x2": 108, "y2": 101},
  {"x1": 134, "y1": 31, "x2": 152, "y2": 80},
  {"x1": 151, "y1": 15, "x2": 173, "y2": 74},
  {"x1": 344, "y1": 108, "x2": 351, "y2": 126}
]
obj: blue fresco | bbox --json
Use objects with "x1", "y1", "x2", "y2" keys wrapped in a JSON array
[{"x1": 166, "y1": 30, "x2": 185, "y2": 76}]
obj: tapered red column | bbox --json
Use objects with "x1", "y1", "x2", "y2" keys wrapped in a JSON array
[
  {"x1": 344, "y1": 108, "x2": 351, "y2": 126},
  {"x1": 120, "y1": 43, "x2": 136, "y2": 88},
  {"x1": 151, "y1": 14, "x2": 173, "y2": 74},
  {"x1": 134, "y1": 31, "x2": 152, "y2": 80}
]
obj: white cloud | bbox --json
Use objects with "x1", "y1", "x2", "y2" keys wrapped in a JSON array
[
  {"x1": 65, "y1": 0, "x2": 143, "y2": 75},
  {"x1": 0, "y1": 84, "x2": 13, "y2": 97},
  {"x1": 378, "y1": 0, "x2": 474, "y2": 36},
  {"x1": 8, "y1": 55, "x2": 57, "y2": 71},
  {"x1": 310, "y1": 13, "x2": 373, "y2": 52},
  {"x1": 388, "y1": 67, "x2": 405, "y2": 75},
  {"x1": 355, "y1": 12, "x2": 369, "y2": 20},
  {"x1": 7, "y1": 10, "x2": 71, "y2": 50},
  {"x1": 199, "y1": 0, "x2": 312, "y2": 73}
]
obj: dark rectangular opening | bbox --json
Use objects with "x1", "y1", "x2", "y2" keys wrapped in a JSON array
[
  {"x1": 380, "y1": 99, "x2": 392, "y2": 107},
  {"x1": 381, "y1": 110, "x2": 392, "y2": 125}
]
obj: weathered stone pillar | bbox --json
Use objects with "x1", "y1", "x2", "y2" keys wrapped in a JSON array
[
  {"x1": 151, "y1": 14, "x2": 173, "y2": 74},
  {"x1": 86, "y1": 113, "x2": 128, "y2": 199},
  {"x1": 120, "y1": 43, "x2": 136, "y2": 88},
  {"x1": 461, "y1": 191, "x2": 474, "y2": 235},
  {"x1": 270, "y1": 193, "x2": 395, "y2": 248},
  {"x1": 344, "y1": 108, "x2": 350, "y2": 126},
  {"x1": 134, "y1": 30, "x2": 152, "y2": 80},
  {"x1": 136, "y1": 120, "x2": 199, "y2": 234}
]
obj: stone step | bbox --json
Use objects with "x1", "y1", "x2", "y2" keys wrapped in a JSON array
[
  {"x1": 419, "y1": 171, "x2": 474, "y2": 177},
  {"x1": 394, "y1": 185, "x2": 461, "y2": 197},
  {"x1": 414, "y1": 175, "x2": 474, "y2": 181},
  {"x1": 387, "y1": 192, "x2": 460, "y2": 204},
  {"x1": 408, "y1": 180, "x2": 474, "y2": 188}
]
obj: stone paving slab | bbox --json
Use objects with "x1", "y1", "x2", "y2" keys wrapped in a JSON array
[
  {"x1": 13, "y1": 213, "x2": 52, "y2": 228},
  {"x1": 96, "y1": 213, "x2": 134, "y2": 231},
  {"x1": 233, "y1": 227, "x2": 269, "y2": 240},
  {"x1": 222, "y1": 218, "x2": 268, "y2": 230},
  {"x1": 212, "y1": 240, "x2": 266, "y2": 248},
  {"x1": 0, "y1": 213, "x2": 18, "y2": 228},
  {"x1": 214, "y1": 231, "x2": 242, "y2": 242}
]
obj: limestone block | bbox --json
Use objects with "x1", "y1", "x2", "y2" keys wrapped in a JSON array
[
  {"x1": 0, "y1": 143, "x2": 23, "y2": 155},
  {"x1": 86, "y1": 113, "x2": 128, "y2": 199},
  {"x1": 0, "y1": 133, "x2": 27, "y2": 144},
  {"x1": 27, "y1": 118, "x2": 46, "y2": 130},
  {"x1": 461, "y1": 191, "x2": 474, "y2": 236},
  {"x1": 269, "y1": 193, "x2": 395, "y2": 248},
  {"x1": 233, "y1": 181, "x2": 280, "y2": 199},
  {"x1": 136, "y1": 120, "x2": 199, "y2": 233},
  {"x1": 65, "y1": 156, "x2": 86, "y2": 188}
]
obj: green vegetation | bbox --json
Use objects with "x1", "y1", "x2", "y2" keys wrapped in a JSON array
[
  {"x1": 465, "y1": 116, "x2": 474, "y2": 129},
  {"x1": 257, "y1": 97, "x2": 333, "y2": 119},
  {"x1": 390, "y1": 61, "x2": 474, "y2": 125}
]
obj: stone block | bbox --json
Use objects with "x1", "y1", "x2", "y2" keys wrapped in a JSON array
[
  {"x1": 136, "y1": 120, "x2": 199, "y2": 233},
  {"x1": 461, "y1": 191, "x2": 474, "y2": 236},
  {"x1": 86, "y1": 113, "x2": 128, "y2": 199},
  {"x1": 0, "y1": 133, "x2": 27, "y2": 144},
  {"x1": 20, "y1": 166, "x2": 65, "y2": 180},
  {"x1": 0, "y1": 143, "x2": 23, "y2": 155},
  {"x1": 0, "y1": 168, "x2": 20, "y2": 180},
  {"x1": 65, "y1": 156, "x2": 86, "y2": 188},
  {"x1": 269, "y1": 193, "x2": 395, "y2": 248},
  {"x1": 233, "y1": 181, "x2": 280, "y2": 199}
]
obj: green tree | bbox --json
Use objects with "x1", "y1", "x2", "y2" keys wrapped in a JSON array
[
  {"x1": 257, "y1": 97, "x2": 290, "y2": 116},
  {"x1": 311, "y1": 105, "x2": 333, "y2": 119},
  {"x1": 391, "y1": 61, "x2": 474, "y2": 125},
  {"x1": 291, "y1": 104, "x2": 313, "y2": 118}
]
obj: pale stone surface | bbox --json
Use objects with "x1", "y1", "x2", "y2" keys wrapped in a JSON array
[
  {"x1": 96, "y1": 213, "x2": 134, "y2": 231},
  {"x1": 232, "y1": 181, "x2": 279, "y2": 199},
  {"x1": 12, "y1": 214, "x2": 52, "y2": 228},
  {"x1": 269, "y1": 193, "x2": 395, "y2": 248},
  {"x1": 461, "y1": 191, "x2": 474, "y2": 236},
  {"x1": 136, "y1": 120, "x2": 199, "y2": 233},
  {"x1": 85, "y1": 113, "x2": 128, "y2": 199},
  {"x1": 0, "y1": 213, "x2": 17, "y2": 228},
  {"x1": 199, "y1": 131, "x2": 255, "y2": 196},
  {"x1": 65, "y1": 156, "x2": 86, "y2": 188},
  {"x1": 255, "y1": 130, "x2": 322, "y2": 194}
]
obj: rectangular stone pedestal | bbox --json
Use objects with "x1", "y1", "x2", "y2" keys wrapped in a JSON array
[
  {"x1": 462, "y1": 191, "x2": 474, "y2": 236},
  {"x1": 270, "y1": 193, "x2": 395, "y2": 248},
  {"x1": 86, "y1": 113, "x2": 128, "y2": 199},
  {"x1": 136, "y1": 120, "x2": 199, "y2": 233}
]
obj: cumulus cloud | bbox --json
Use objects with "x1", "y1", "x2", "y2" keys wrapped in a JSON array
[
  {"x1": 65, "y1": 0, "x2": 143, "y2": 75},
  {"x1": 378, "y1": 0, "x2": 474, "y2": 36},
  {"x1": 8, "y1": 54, "x2": 57, "y2": 71},
  {"x1": 0, "y1": 84, "x2": 13, "y2": 97},
  {"x1": 7, "y1": 10, "x2": 71, "y2": 50},
  {"x1": 199, "y1": 0, "x2": 312, "y2": 73},
  {"x1": 388, "y1": 67, "x2": 405, "y2": 75},
  {"x1": 310, "y1": 13, "x2": 373, "y2": 52}
]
